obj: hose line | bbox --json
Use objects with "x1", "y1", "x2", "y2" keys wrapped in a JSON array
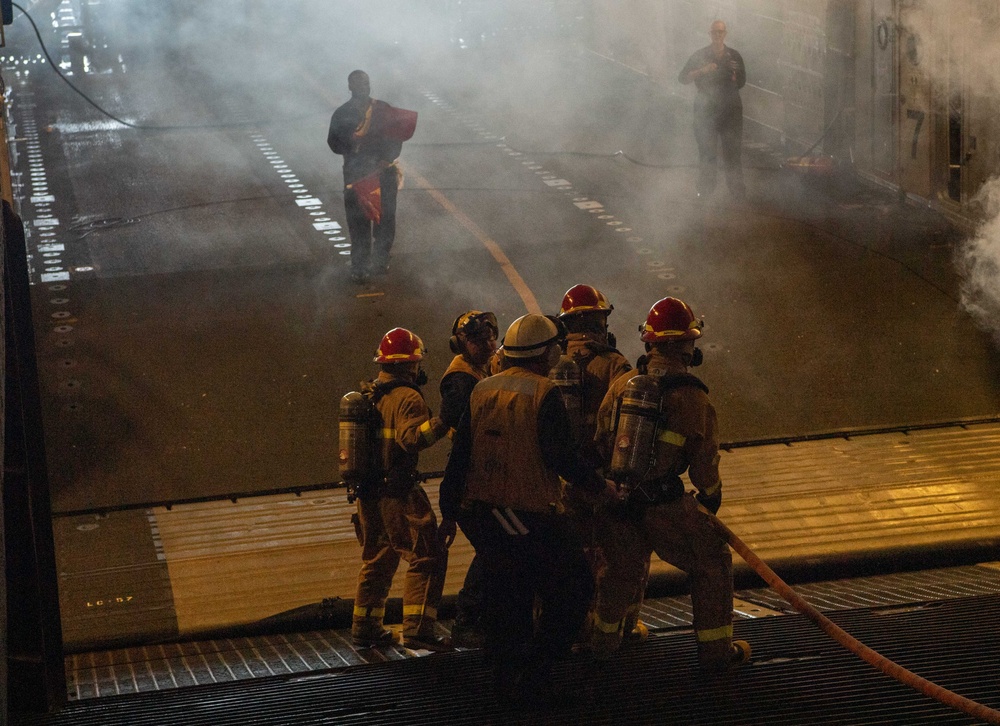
[{"x1": 708, "y1": 514, "x2": 1000, "y2": 725}]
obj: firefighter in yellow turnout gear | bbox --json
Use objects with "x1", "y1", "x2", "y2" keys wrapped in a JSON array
[
  {"x1": 556, "y1": 284, "x2": 632, "y2": 457},
  {"x1": 552, "y1": 285, "x2": 646, "y2": 645},
  {"x1": 441, "y1": 314, "x2": 618, "y2": 706},
  {"x1": 439, "y1": 311, "x2": 498, "y2": 436},
  {"x1": 438, "y1": 310, "x2": 498, "y2": 648},
  {"x1": 592, "y1": 298, "x2": 750, "y2": 671},
  {"x1": 348, "y1": 328, "x2": 451, "y2": 651}
]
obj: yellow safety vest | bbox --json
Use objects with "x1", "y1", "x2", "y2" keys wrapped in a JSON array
[{"x1": 464, "y1": 368, "x2": 564, "y2": 514}]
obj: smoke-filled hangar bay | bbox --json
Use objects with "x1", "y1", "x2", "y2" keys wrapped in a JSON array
[{"x1": 4, "y1": 0, "x2": 997, "y2": 514}]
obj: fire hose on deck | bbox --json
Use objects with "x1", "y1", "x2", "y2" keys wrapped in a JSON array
[{"x1": 707, "y1": 514, "x2": 1000, "y2": 725}]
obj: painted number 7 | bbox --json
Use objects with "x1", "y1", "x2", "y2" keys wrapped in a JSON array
[{"x1": 906, "y1": 108, "x2": 926, "y2": 159}]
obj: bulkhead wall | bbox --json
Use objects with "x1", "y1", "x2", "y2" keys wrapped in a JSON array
[{"x1": 583, "y1": 0, "x2": 1000, "y2": 217}]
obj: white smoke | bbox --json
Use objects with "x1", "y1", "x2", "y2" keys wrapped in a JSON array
[
  {"x1": 959, "y1": 178, "x2": 1000, "y2": 343},
  {"x1": 897, "y1": 8, "x2": 1000, "y2": 346}
]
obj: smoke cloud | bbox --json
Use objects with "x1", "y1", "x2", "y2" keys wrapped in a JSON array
[
  {"x1": 959, "y1": 178, "x2": 1000, "y2": 343},
  {"x1": 900, "y1": 7, "x2": 1000, "y2": 344}
]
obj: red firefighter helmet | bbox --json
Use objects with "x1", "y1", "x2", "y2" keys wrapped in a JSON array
[
  {"x1": 558, "y1": 284, "x2": 614, "y2": 318},
  {"x1": 374, "y1": 327, "x2": 425, "y2": 363},
  {"x1": 639, "y1": 297, "x2": 703, "y2": 342}
]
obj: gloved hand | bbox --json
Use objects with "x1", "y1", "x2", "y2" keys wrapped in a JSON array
[
  {"x1": 568, "y1": 476, "x2": 621, "y2": 509},
  {"x1": 437, "y1": 518, "x2": 457, "y2": 549},
  {"x1": 580, "y1": 441, "x2": 605, "y2": 471},
  {"x1": 429, "y1": 416, "x2": 449, "y2": 440},
  {"x1": 696, "y1": 490, "x2": 722, "y2": 515},
  {"x1": 600, "y1": 478, "x2": 623, "y2": 506}
]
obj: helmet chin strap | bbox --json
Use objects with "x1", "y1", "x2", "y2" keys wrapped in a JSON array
[{"x1": 644, "y1": 342, "x2": 703, "y2": 367}]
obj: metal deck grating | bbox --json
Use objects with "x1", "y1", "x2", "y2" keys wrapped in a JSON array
[
  {"x1": 17, "y1": 594, "x2": 1000, "y2": 725},
  {"x1": 738, "y1": 563, "x2": 1000, "y2": 613},
  {"x1": 60, "y1": 562, "x2": 1000, "y2": 702},
  {"x1": 64, "y1": 625, "x2": 440, "y2": 701}
]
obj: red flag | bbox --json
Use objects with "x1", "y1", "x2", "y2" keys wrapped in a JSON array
[
  {"x1": 372, "y1": 103, "x2": 418, "y2": 141},
  {"x1": 350, "y1": 171, "x2": 382, "y2": 224}
]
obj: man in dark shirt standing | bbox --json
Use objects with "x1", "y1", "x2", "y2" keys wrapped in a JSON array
[
  {"x1": 679, "y1": 20, "x2": 747, "y2": 201},
  {"x1": 327, "y1": 70, "x2": 406, "y2": 284}
]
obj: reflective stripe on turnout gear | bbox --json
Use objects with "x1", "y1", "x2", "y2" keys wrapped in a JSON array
[
  {"x1": 403, "y1": 604, "x2": 438, "y2": 620},
  {"x1": 696, "y1": 624, "x2": 733, "y2": 642},
  {"x1": 491, "y1": 507, "x2": 530, "y2": 535},
  {"x1": 418, "y1": 419, "x2": 437, "y2": 444},
  {"x1": 379, "y1": 428, "x2": 396, "y2": 439},
  {"x1": 354, "y1": 605, "x2": 386, "y2": 619},
  {"x1": 657, "y1": 429, "x2": 687, "y2": 447},
  {"x1": 701, "y1": 479, "x2": 722, "y2": 497},
  {"x1": 594, "y1": 615, "x2": 623, "y2": 634}
]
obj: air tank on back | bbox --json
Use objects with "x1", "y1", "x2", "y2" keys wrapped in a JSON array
[
  {"x1": 550, "y1": 355, "x2": 584, "y2": 445},
  {"x1": 609, "y1": 374, "x2": 661, "y2": 485},
  {"x1": 338, "y1": 391, "x2": 371, "y2": 484}
]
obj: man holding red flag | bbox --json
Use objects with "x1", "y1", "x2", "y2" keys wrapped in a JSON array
[{"x1": 328, "y1": 70, "x2": 418, "y2": 283}]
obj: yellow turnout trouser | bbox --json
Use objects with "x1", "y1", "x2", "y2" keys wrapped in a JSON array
[{"x1": 352, "y1": 484, "x2": 447, "y2": 639}]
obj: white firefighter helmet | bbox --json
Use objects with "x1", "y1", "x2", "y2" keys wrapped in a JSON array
[{"x1": 501, "y1": 314, "x2": 561, "y2": 359}]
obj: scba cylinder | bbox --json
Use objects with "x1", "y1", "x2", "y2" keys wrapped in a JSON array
[
  {"x1": 609, "y1": 375, "x2": 661, "y2": 483},
  {"x1": 338, "y1": 391, "x2": 372, "y2": 482},
  {"x1": 550, "y1": 355, "x2": 583, "y2": 442}
]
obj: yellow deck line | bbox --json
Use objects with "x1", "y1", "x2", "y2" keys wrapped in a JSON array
[{"x1": 409, "y1": 171, "x2": 541, "y2": 314}]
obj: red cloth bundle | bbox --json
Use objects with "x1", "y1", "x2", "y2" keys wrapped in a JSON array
[
  {"x1": 350, "y1": 171, "x2": 383, "y2": 224},
  {"x1": 372, "y1": 103, "x2": 418, "y2": 141}
]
